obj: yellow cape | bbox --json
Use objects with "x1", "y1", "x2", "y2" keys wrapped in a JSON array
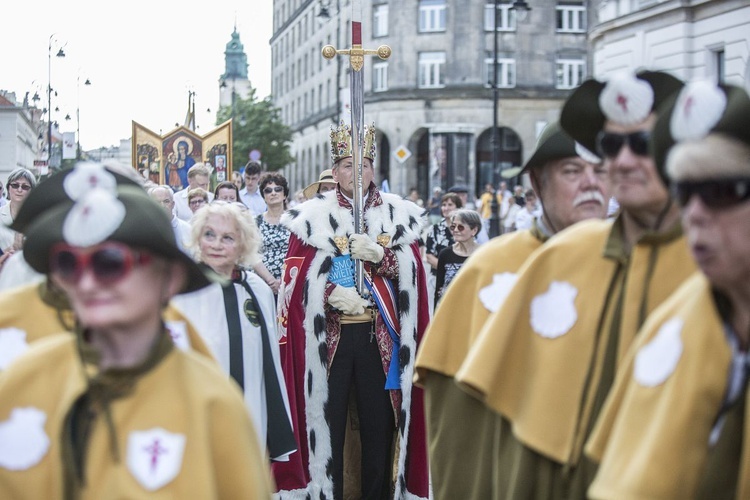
[
  {"x1": 0, "y1": 281, "x2": 214, "y2": 365},
  {"x1": 415, "y1": 226, "x2": 544, "y2": 383},
  {"x1": 456, "y1": 217, "x2": 695, "y2": 464},
  {"x1": 0, "y1": 335, "x2": 271, "y2": 499},
  {"x1": 587, "y1": 272, "x2": 750, "y2": 499}
]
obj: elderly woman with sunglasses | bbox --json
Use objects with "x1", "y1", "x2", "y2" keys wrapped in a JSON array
[
  {"x1": 252, "y1": 172, "x2": 291, "y2": 295},
  {"x1": 172, "y1": 200, "x2": 296, "y2": 465},
  {"x1": 434, "y1": 209, "x2": 481, "y2": 309},
  {"x1": 0, "y1": 168, "x2": 37, "y2": 254},
  {"x1": 0, "y1": 182, "x2": 272, "y2": 498},
  {"x1": 587, "y1": 83, "x2": 750, "y2": 499}
]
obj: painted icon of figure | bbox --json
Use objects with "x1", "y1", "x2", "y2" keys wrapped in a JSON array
[{"x1": 167, "y1": 140, "x2": 196, "y2": 191}]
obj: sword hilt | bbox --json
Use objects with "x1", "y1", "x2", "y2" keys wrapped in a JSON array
[{"x1": 321, "y1": 44, "x2": 391, "y2": 72}]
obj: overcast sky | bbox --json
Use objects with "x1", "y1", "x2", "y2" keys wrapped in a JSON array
[{"x1": 1, "y1": 0, "x2": 273, "y2": 150}]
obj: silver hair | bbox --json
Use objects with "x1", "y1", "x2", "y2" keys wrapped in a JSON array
[
  {"x1": 147, "y1": 184, "x2": 175, "y2": 202},
  {"x1": 7, "y1": 167, "x2": 37, "y2": 191},
  {"x1": 450, "y1": 208, "x2": 482, "y2": 230},
  {"x1": 188, "y1": 200, "x2": 262, "y2": 267}
]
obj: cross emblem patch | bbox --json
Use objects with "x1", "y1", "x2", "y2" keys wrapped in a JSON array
[{"x1": 127, "y1": 428, "x2": 186, "y2": 491}]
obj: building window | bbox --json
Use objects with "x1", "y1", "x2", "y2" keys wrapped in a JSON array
[
  {"x1": 419, "y1": 51, "x2": 446, "y2": 88},
  {"x1": 484, "y1": 2, "x2": 516, "y2": 31},
  {"x1": 419, "y1": 0, "x2": 447, "y2": 33},
  {"x1": 484, "y1": 57, "x2": 516, "y2": 88},
  {"x1": 556, "y1": 3, "x2": 586, "y2": 33},
  {"x1": 373, "y1": 62, "x2": 388, "y2": 92},
  {"x1": 374, "y1": 4, "x2": 389, "y2": 37},
  {"x1": 714, "y1": 49, "x2": 725, "y2": 84},
  {"x1": 556, "y1": 58, "x2": 585, "y2": 89}
]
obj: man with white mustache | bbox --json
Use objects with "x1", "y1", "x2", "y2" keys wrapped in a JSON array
[
  {"x1": 415, "y1": 121, "x2": 610, "y2": 499},
  {"x1": 452, "y1": 71, "x2": 697, "y2": 499}
]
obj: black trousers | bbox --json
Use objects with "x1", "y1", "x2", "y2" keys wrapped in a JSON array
[{"x1": 327, "y1": 322, "x2": 395, "y2": 500}]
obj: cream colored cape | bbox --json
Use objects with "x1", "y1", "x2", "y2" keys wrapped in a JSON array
[
  {"x1": 0, "y1": 335, "x2": 272, "y2": 499},
  {"x1": 587, "y1": 272, "x2": 750, "y2": 499},
  {"x1": 456, "y1": 217, "x2": 696, "y2": 464},
  {"x1": 0, "y1": 281, "x2": 215, "y2": 371},
  {"x1": 415, "y1": 226, "x2": 544, "y2": 383}
]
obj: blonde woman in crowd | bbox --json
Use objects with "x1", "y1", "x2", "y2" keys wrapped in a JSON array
[{"x1": 172, "y1": 201, "x2": 296, "y2": 466}]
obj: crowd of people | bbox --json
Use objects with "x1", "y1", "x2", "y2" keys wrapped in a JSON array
[{"x1": 0, "y1": 71, "x2": 749, "y2": 500}]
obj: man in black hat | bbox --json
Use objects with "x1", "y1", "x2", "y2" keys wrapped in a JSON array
[
  {"x1": 587, "y1": 82, "x2": 750, "y2": 499},
  {"x1": 415, "y1": 121, "x2": 610, "y2": 499},
  {"x1": 454, "y1": 70, "x2": 697, "y2": 498}
]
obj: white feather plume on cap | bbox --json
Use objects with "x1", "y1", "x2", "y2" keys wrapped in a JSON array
[
  {"x1": 62, "y1": 162, "x2": 119, "y2": 201},
  {"x1": 62, "y1": 188, "x2": 126, "y2": 247},
  {"x1": 670, "y1": 80, "x2": 728, "y2": 142},
  {"x1": 599, "y1": 72, "x2": 655, "y2": 125}
]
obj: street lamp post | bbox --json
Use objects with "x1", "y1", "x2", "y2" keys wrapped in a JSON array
[
  {"x1": 77, "y1": 72, "x2": 91, "y2": 160},
  {"x1": 48, "y1": 34, "x2": 65, "y2": 168},
  {"x1": 317, "y1": 0, "x2": 342, "y2": 124},
  {"x1": 489, "y1": 0, "x2": 530, "y2": 238}
]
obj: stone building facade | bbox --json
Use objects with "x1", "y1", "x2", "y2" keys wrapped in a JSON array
[
  {"x1": 270, "y1": 0, "x2": 591, "y2": 200},
  {"x1": 270, "y1": 0, "x2": 750, "y2": 200}
]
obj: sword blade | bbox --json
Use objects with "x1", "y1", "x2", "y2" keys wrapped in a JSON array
[{"x1": 350, "y1": 0, "x2": 366, "y2": 295}]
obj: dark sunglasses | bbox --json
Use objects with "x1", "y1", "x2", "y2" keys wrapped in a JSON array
[
  {"x1": 596, "y1": 131, "x2": 650, "y2": 158},
  {"x1": 672, "y1": 178, "x2": 750, "y2": 210},
  {"x1": 9, "y1": 182, "x2": 32, "y2": 191},
  {"x1": 50, "y1": 242, "x2": 152, "y2": 286},
  {"x1": 263, "y1": 186, "x2": 284, "y2": 194},
  {"x1": 449, "y1": 223, "x2": 467, "y2": 232}
]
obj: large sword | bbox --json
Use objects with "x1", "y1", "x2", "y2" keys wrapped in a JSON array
[{"x1": 322, "y1": 0, "x2": 391, "y2": 295}]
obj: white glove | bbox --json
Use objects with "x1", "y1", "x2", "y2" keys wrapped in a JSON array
[
  {"x1": 349, "y1": 234, "x2": 384, "y2": 263},
  {"x1": 328, "y1": 285, "x2": 369, "y2": 315}
]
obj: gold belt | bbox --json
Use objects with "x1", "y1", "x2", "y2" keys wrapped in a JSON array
[{"x1": 340, "y1": 307, "x2": 376, "y2": 325}]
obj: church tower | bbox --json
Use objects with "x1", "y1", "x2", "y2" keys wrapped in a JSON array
[{"x1": 219, "y1": 27, "x2": 253, "y2": 109}]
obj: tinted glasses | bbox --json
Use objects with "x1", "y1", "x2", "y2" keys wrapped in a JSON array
[
  {"x1": 263, "y1": 186, "x2": 284, "y2": 194},
  {"x1": 9, "y1": 182, "x2": 32, "y2": 192},
  {"x1": 596, "y1": 131, "x2": 650, "y2": 159},
  {"x1": 673, "y1": 178, "x2": 750, "y2": 210},
  {"x1": 449, "y1": 223, "x2": 467, "y2": 232},
  {"x1": 50, "y1": 242, "x2": 152, "y2": 286}
]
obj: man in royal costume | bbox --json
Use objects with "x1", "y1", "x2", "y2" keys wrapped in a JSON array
[{"x1": 274, "y1": 123, "x2": 430, "y2": 499}]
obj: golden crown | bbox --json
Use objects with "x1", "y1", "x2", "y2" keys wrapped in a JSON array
[{"x1": 329, "y1": 121, "x2": 377, "y2": 164}]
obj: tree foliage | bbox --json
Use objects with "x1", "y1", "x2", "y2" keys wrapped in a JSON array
[{"x1": 216, "y1": 87, "x2": 294, "y2": 172}]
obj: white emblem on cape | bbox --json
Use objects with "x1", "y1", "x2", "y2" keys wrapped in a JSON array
[
  {"x1": 63, "y1": 162, "x2": 118, "y2": 201},
  {"x1": 165, "y1": 321, "x2": 190, "y2": 351},
  {"x1": 599, "y1": 72, "x2": 654, "y2": 125},
  {"x1": 479, "y1": 272, "x2": 518, "y2": 313},
  {"x1": 670, "y1": 80, "x2": 727, "y2": 142},
  {"x1": 127, "y1": 427, "x2": 186, "y2": 491},
  {"x1": 530, "y1": 281, "x2": 579, "y2": 339},
  {"x1": 0, "y1": 328, "x2": 30, "y2": 370},
  {"x1": 634, "y1": 317, "x2": 684, "y2": 387},
  {"x1": 62, "y1": 188, "x2": 126, "y2": 247},
  {"x1": 0, "y1": 407, "x2": 50, "y2": 470}
]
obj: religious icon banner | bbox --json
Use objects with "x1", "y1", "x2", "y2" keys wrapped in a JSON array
[{"x1": 132, "y1": 120, "x2": 232, "y2": 191}]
